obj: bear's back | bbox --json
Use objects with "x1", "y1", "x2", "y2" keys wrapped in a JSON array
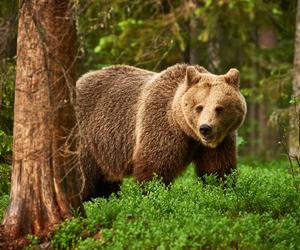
[{"x1": 76, "y1": 65, "x2": 156, "y2": 180}]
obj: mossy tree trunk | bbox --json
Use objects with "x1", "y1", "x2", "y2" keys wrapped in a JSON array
[{"x1": 0, "y1": 0, "x2": 83, "y2": 248}]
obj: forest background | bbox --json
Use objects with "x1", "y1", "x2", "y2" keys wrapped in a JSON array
[{"x1": 0, "y1": 0, "x2": 297, "y2": 167}]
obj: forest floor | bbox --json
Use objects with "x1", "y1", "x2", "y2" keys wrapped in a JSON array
[{"x1": 1, "y1": 160, "x2": 300, "y2": 249}]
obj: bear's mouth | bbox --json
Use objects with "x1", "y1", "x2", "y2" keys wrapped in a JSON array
[
  {"x1": 201, "y1": 134, "x2": 215, "y2": 142},
  {"x1": 200, "y1": 133, "x2": 221, "y2": 148},
  {"x1": 201, "y1": 136, "x2": 216, "y2": 146}
]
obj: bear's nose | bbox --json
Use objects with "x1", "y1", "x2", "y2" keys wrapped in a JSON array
[{"x1": 199, "y1": 124, "x2": 212, "y2": 136}]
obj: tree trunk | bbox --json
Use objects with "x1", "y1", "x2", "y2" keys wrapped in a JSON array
[
  {"x1": 189, "y1": 17, "x2": 200, "y2": 65},
  {"x1": 248, "y1": 84, "x2": 257, "y2": 156},
  {"x1": 289, "y1": 0, "x2": 300, "y2": 156},
  {"x1": 0, "y1": 0, "x2": 83, "y2": 248}
]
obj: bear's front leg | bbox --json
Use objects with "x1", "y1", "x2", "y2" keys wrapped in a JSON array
[
  {"x1": 194, "y1": 133, "x2": 237, "y2": 179},
  {"x1": 133, "y1": 158, "x2": 186, "y2": 185},
  {"x1": 132, "y1": 146, "x2": 189, "y2": 185}
]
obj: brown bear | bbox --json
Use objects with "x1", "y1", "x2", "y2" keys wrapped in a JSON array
[{"x1": 76, "y1": 64, "x2": 247, "y2": 200}]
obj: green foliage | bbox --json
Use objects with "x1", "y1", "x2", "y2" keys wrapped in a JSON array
[
  {"x1": 51, "y1": 217, "x2": 84, "y2": 249},
  {"x1": 0, "y1": 163, "x2": 10, "y2": 221},
  {"x1": 74, "y1": 0, "x2": 187, "y2": 72},
  {"x1": 0, "y1": 194, "x2": 9, "y2": 221},
  {"x1": 0, "y1": 58, "x2": 15, "y2": 163},
  {"x1": 48, "y1": 162, "x2": 300, "y2": 249},
  {"x1": 76, "y1": 238, "x2": 103, "y2": 250},
  {"x1": 24, "y1": 235, "x2": 41, "y2": 250},
  {"x1": 0, "y1": 130, "x2": 12, "y2": 159},
  {"x1": 0, "y1": 163, "x2": 11, "y2": 196},
  {"x1": 237, "y1": 135, "x2": 245, "y2": 148}
]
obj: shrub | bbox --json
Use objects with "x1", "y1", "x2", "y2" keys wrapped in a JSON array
[{"x1": 48, "y1": 162, "x2": 300, "y2": 249}]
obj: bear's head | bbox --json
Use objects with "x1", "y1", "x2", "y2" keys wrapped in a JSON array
[{"x1": 172, "y1": 66, "x2": 247, "y2": 148}]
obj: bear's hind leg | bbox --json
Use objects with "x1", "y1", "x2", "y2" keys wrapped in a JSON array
[
  {"x1": 81, "y1": 171, "x2": 121, "y2": 201},
  {"x1": 92, "y1": 178, "x2": 122, "y2": 199},
  {"x1": 80, "y1": 147, "x2": 121, "y2": 201}
]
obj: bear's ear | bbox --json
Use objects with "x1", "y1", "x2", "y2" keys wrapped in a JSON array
[
  {"x1": 186, "y1": 66, "x2": 202, "y2": 86},
  {"x1": 224, "y1": 68, "x2": 240, "y2": 88},
  {"x1": 195, "y1": 65, "x2": 209, "y2": 74}
]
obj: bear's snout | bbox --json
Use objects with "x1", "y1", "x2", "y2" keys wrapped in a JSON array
[{"x1": 199, "y1": 124, "x2": 212, "y2": 137}]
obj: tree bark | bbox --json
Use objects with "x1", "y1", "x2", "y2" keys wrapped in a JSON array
[
  {"x1": 0, "y1": 0, "x2": 83, "y2": 248},
  {"x1": 189, "y1": 17, "x2": 200, "y2": 65},
  {"x1": 248, "y1": 84, "x2": 257, "y2": 156},
  {"x1": 289, "y1": 0, "x2": 300, "y2": 156}
]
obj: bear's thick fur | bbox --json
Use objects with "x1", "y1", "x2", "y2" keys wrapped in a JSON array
[{"x1": 76, "y1": 64, "x2": 247, "y2": 200}]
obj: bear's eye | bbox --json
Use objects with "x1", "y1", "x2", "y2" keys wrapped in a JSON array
[
  {"x1": 195, "y1": 105, "x2": 203, "y2": 113},
  {"x1": 215, "y1": 106, "x2": 224, "y2": 113}
]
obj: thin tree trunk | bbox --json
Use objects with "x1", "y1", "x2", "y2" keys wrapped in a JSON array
[
  {"x1": 256, "y1": 27, "x2": 277, "y2": 157},
  {"x1": 258, "y1": 101, "x2": 267, "y2": 154},
  {"x1": 248, "y1": 86, "x2": 257, "y2": 156},
  {"x1": 189, "y1": 17, "x2": 200, "y2": 65},
  {"x1": 0, "y1": 0, "x2": 83, "y2": 248},
  {"x1": 0, "y1": 1, "x2": 18, "y2": 59},
  {"x1": 289, "y1": 0, "x2": 300, "y2": 156},
  {"x1": 207, "y1": 41, "x2": 220, "y2": 73},
  {"x1": 183, "y1": 19, "x2": 191, "y2": 64}
]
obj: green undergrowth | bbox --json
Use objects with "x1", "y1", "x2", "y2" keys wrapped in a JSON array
[
  {"x1": 0, "y1": 194, "x2": 9, "y2": 222},
  {"x1": 0, "y1": 163, "x2": 10, "y2": 221},
  {"x1": 46, "y1": 161, "x2": 300, "y2": 250}
]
